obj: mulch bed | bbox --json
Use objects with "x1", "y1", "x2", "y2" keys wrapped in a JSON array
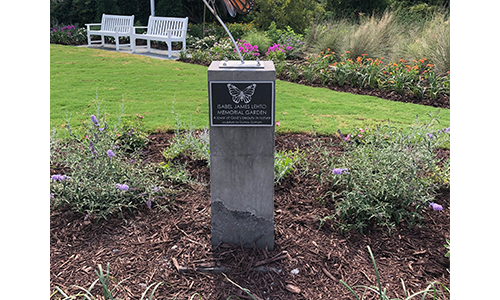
[{"x1": 50, "y1": 133, "x2": 450, "y2": 299}]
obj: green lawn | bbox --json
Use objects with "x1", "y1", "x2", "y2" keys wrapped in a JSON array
[{"x1": 50, "y1": 44, "x2": 449, "y2": 136}]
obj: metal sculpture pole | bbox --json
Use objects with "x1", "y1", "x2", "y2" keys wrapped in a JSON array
[{"x1": 201, "y1": 0, "x2": 245, "y2": 64}]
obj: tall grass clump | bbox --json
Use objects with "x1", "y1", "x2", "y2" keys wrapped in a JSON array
[
  {"x1": 303, "y1": 19, "x2": 351, "y2": 55},
  {"x1": 401, "y1": 12, "x2": 450, "y2": 75},
  {"x1": 50, "y1": 108, "x2": 172, "y2": 220},
  {"x1": 317, "y1": 113, "x2": 450, "y2": 234},
  {"x1": 344, "y1": 11, "x2": 400, "y2": 59},
  {"x1": 305, "y1": 8, "x2": 450, "y2": 74}
]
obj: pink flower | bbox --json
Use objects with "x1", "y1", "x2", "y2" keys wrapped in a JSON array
[
  {"x1": 344, "y1": 134, "x2": 351, "y2": 141},
  {"x1": 276, "y1": 121, "x2": 280, "y2": 126}
]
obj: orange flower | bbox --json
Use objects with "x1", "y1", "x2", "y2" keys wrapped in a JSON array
[
  {"x1": 356, "y1": 56, "x2": 362, "y2": 62},
  {"x1": 346, "y1": 50, "x2": 350, "y2": 53},
  {"x1": 362, "y1": 53, "x2": 367, "y2": 56}
]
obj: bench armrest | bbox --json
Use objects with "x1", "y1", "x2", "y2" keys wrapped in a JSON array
[
  {"x1": 85, "y1": 23, "x2": 102, "y2": 30},
  {"x1": 132, "y1": 26, "x2": 148, "y2": 34}
]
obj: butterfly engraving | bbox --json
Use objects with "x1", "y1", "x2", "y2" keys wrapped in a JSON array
[{"x1": 227, "y1": 83, "x2": 257, "y2": 104}]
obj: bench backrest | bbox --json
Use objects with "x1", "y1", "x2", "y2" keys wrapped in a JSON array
[
  {"x1": 147, "y1": 16, "x2": 188, "y2": 38},
  {"x1": 101, "y1": 14, "x2": 134, "y2": 32}
]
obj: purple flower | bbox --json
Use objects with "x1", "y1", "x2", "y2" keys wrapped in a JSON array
[
  {"x1": 90, "y1": 115, "x2": 99, "y2": 126},
  {"x1": 115, "y1": 183, "x2": 129, "y2": 191},
  {"x1": 426, "y1": 133, "x2": 434, "y2": 139},
  {"x1": 51, "y1": 174, "x2": 69, "y2": 181},
  {"x1": 429, "y1": 202, "x2": 443, "y2": 211},
  {"x1": 107, "y1": 150, "x2": 115, "y2": 158},
  {"x1": 89, "y1": 140, "x2": 97, "y2": 155},
  {"x1": 332, "y1": 168, "x2": 349, "y2": 175},
  {"x1": 146, "y1": 198, "x2": 152, "y2": 209},
  {"x1": 443, "y1": 127, "x2": 450, "y2": 133}
]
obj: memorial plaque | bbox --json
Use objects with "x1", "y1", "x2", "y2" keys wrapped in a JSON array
[{"x1": 210, "y1": 81, "x2": 274, "y2": 126}]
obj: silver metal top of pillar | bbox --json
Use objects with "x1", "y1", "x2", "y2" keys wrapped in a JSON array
[{"x1": 218, "y1": 58, "x2": 264, "y2": 69}]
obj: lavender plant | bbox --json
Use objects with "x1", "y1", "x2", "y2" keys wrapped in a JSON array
[
  {"x1": 318, "y1": 113, "x2": 450, "y2": 233},
  {"x1": 50, "y1": 112, "x2": 171, "y2": 220}
]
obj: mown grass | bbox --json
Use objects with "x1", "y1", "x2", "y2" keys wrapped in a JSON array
[{"x1": 50, "y1": 44, "x2": 449, "y2": 136}]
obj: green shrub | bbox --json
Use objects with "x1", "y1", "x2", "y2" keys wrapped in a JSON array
[
  {"x1": 50, "y1": 111, "x2": 170, "y2": 220},
  {"x1": 318, "y1": 114, "x2": 450, "y2": 233},
  {"x1": 242, "y1": 30, "x2": 273, "y2": 55},
  {"x1": 266, "y1": 22, "x2": 305, "y2": 59},
  {"x1": 251, "y1": 0, "x2": 325, "y2": 33}
]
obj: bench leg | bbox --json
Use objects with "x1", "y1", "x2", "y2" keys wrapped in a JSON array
[
  {"x1": 87, "y1": 33, "x2": 91, "y2": 47},
  {"x1": 101, "y1": 36, "x2": 105, "y2": 47},
  {"x1": 115, "y1": 35, "x2": 120, "y2": 51},
  {"x1": 147, "y1": 40, "x2": 151, "y2": 52},
  {"x1": 167, "y1": 41, "x2": 172, "y2": 58}
]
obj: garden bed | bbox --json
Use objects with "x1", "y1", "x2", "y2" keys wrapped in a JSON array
[
  {"x1": 178, "y1": 57, "x2": 450, "y2": 110},
  {"x1": 50, "y1": 133, "x2": 450, "y2": 300}
]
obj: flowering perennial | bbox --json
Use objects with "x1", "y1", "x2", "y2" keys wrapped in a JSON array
[
  {"x1": 51, "y1": 174, "x2": 69, "y2": 181},
  {"x1": 107, "y1": 150, "x2": 115, "y2": 158},
  {"x1": 429, "y1": 202, "x2": 443, "y2": 211},
  {"x1": 115, "y1": 183, "x2": 129, "y2": 191},
  {"x1": 332, "y1": 168, "x2": 350, "y2": 175}
]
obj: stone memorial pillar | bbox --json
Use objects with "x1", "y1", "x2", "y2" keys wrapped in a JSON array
[{"x1": 208, "y1": 60, "x2": 276, "y2": 250}]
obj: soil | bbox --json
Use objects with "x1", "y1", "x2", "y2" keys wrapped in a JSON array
[{"x1": 50, "y1": 133, "x2": 450, "y2": 300}]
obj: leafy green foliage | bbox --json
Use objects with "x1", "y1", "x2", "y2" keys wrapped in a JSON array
[
  {"x1": 251, "y1": 0, "x2": 325, "y2": 33},
  {"x1": 274, "y1": 148, "x2": 305, "y2": 184},
  {"x1": 317, "y1": 114, "x2": 450, "y2": 233}
]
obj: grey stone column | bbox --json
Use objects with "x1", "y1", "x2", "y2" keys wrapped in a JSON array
[{"x1": 208, "y1": 61, "x2": 276, "y2": 250}]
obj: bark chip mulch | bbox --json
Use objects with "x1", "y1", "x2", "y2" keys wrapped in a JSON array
[{"x1": 50, "y1": 133, "x2": 450, "y2": 299}]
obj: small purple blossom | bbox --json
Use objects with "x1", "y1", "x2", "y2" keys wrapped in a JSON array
[
  {"x1": 426, "y1": 133, "x2": 434, "y2": 139},
  {"x1": 429, "y1": 202, "x2": 443, "y2": 211},
  {"x1": 332, "y1": 168, "x2": 349, "y2": 175},
  {"x1": 115, "y1": 183, "x2": 129, "y2": 191},
  {"x1": 146, "y1": 198, "x2": 152, "y2": 210},
  {"x1": 107, "y1": 150, "x2": 115, "y2": 158},
  {"x1": 51, "y1": 174, "x2": 69, "y2": 181},
  {"x1": 90, "y1": 115, "x2": 99, "y2": 126},
  {"x1": 443, "y1": 127, "x2": 450, "y2": 133}
]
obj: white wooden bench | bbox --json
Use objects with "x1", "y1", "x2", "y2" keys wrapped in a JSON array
[
  {"x1": 131, "y1": 16, "x2": 188, "y2": 58},
  {"x1": 85, "y1": 14, "x2": 135, "y2": 51}
]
